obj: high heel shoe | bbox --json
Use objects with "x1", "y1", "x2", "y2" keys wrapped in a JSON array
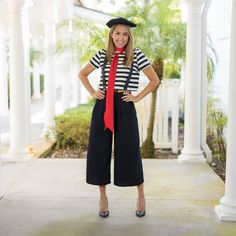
[
  {"x1": 136, "y1": 198, "x2": 146, "y2": 217},
  {"x1": 99, "y1": 197, "x2": 109, "y2": 218}
]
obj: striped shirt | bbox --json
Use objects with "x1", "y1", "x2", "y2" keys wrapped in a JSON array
[{"x1": 89, "y1": 48, "x2": 151, "y2": 91}]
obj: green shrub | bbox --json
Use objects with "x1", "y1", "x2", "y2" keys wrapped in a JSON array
[
  {"x1": 51, "y1": 103, "x2": 93, "y2": 155},
  {"x1": 40, "y1": 74, "x2": 44, "y2": 93},
  {"x1": 30, "y1": 73, "x2": 33, "y2": 96},
  {"x1": 207, "y1": 98, "x2": 227, "y2": 161}
]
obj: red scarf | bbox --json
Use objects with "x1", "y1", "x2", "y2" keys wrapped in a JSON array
[{"x1": 104, "y1": 47, "x2": 125, "y2": 133}]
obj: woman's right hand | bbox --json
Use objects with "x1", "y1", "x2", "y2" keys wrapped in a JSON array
[{"x1": 91, "y1": 89, "x2": 105, "y2": 100}]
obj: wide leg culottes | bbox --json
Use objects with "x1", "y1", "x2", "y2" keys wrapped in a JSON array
[{"x1": 86, "y1": 92, "x2": 144, "y2": 187}]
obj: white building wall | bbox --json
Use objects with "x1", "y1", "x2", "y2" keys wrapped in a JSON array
[{"x1": 207, "y1": 0, "x2": 231, "y2": 111}]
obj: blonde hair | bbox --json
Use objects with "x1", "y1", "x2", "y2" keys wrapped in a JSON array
[{"x1": 106, "y1": 24, "x2": 134, "y2": 67}]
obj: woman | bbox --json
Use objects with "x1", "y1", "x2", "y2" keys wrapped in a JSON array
[{"x1": 79, "y1": 17, "x2": 159, "y2": 218}]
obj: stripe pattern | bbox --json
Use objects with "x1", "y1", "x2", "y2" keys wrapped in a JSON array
[{"x1": 90, "y1": 48, "x2": 151, "y2": 91}]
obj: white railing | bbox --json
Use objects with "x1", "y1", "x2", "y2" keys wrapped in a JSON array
[{"x1": 135, "y1": 78, "x2": 180, "y2": 153}]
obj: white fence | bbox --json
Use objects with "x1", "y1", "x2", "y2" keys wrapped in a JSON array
[{"x1": 135, "y1": 78, "x2": 180, "y2": 153}]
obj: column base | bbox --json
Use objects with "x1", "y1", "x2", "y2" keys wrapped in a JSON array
[
  {"x1": 1, "y1": 149, "x2": 31, "y2": 162},
  {"x1": 42, "y1": 127, "x2": 56, "y2": 143},
  {"x1": 178, "y1": 148, "x2": 206, "y2": 162},
  {"x1": 215, "y1": 196, "x2": 236, "y2": 221},
  {"x1": 32, "y1": 94, "x2": 42, "y2": 100}
]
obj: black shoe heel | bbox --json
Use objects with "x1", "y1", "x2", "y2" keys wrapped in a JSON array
[
  {"x1": 136, "y1": 210, "x2": 146, "y2": 217},
  {"x1": 136, "y1": 198, "x2": 146, "y2": 217},
  {"x1": 99, "y1": 210, "x2": 109, "y2": 218},
  {"x1": 99, "y1": 197, "x2": 109, "y2": 218}
]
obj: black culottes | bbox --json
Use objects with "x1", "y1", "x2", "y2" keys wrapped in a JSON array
[{"x1": 86, "y1": 92, "x2": 144, "y2": 187}]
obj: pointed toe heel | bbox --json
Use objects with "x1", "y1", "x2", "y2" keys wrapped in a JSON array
[
  {"x1": 99, "y1": 210, "x2": 110, "y2": 218},
  {"x1": 99, "y1": 197, "x2": 109, "y2": 218},
  {"x1": 136, "y1": 210, "x2": 146, "y2": 217},
  {"x1": 135, "y1": 197, "x2": 146, "y2": 217}
]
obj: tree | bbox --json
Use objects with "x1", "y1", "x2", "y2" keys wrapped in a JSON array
[
  {"x1": 56, "y1": 0, "x2": 216, "y2": 159},
  {"x1": 55, "y1": 18, "x2": 106, "y2": 65},
  {"x1": 118, "y1": 0, "x2": 186, "y2": 158}
]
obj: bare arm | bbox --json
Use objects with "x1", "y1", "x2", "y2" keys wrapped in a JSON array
[
  {"x1": 122, "y1": 65, "x2": 160, "y2": 103},
  {"x1": 78, "y1": 63, "x2": 105, "y2": 100}
]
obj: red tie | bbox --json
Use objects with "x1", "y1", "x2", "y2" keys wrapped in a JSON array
[{"x1": 104, "y1": 47, "x2": 125, "y2": 133}]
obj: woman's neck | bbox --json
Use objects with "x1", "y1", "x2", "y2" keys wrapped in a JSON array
[{"x1": 115, "y1": 47, "x2": 125, "y2": 53}]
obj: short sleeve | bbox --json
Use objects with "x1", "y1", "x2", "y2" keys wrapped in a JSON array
[
  {"x1": 136, "y1": 48, "x2": 151, "y2": 71},
  {"x1": 89, "y1": 50, "x2": 102, "y2": 69}
]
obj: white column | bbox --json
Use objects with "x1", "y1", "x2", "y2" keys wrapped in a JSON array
[
  {"x1": 22, "y1": 1, "x2": 32, "y2": 146},
  {"x1": 215, "y1": 0, "x2": 236, "y2": 221},
  {"x1": 178, "y1": 0, "x2": 206, "y2": 162},
  {"x1": 0, "y1": 26, "x2": 8, "y2": 115},
  {"x1": 201, "y1": 0, "x2": 212, "y2": 163},
  {"x1": 71, "y1": 62, "x2": 81, "y2": 107},
  {"x1": 61, "y1": 0, "x2": 74, "y2": 110},
  {"x1": 43, "y1": 20, "x2": 56, "y2": 133},
  {"x1": 32, "y1": 39, "x2": 42, "y2": 100},
  {"x1": 8, "y1": 0, "x2": 31, "y2": 159},
  {"x1": 61, "y1": 57, "x2": 71, "y2": 112},
  {"x1": 32, "y1": 60, "x2": 42, "y2": 99},
  {"x1": 0, "y1": 114, "x2": 2, "y2": 197}
]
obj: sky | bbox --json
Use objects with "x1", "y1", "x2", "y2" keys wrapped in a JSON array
[
  {"x1": 82, "y1": 0, "x2": 187, "y2": 22},
  {"x1": 83, "y1": 0, "x2": 127, "y2": 13}
]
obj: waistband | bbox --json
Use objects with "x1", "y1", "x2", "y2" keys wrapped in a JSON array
[{"x1": 104, "y1": 89, "x2": 131, "y2": 93}]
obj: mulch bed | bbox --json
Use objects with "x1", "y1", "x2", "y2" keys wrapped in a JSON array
[
  {"x1": 47, "y1": 148, "x2": 87, "y2": 159},
  {"x1": 47, "y1": 126, "x2": 226, "y2": 182},
  {"x1": 209, "y1": 157, "x2": 226, "y2": 182},
  {"x1": 47, "y1": 147, "x2": 226, "y2": 182}
]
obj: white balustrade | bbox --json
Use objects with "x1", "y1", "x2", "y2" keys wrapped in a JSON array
[{"x1": 136, "y1": 78, "x2": 180, "y2": 153}]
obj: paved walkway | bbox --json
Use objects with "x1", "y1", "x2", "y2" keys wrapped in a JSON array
[
  {"x1": 1, "y1": 92, "x2": 236, "y2": 235},
  {"x1": 0, "y1": 158, "x2": 236, "y2": 236}
]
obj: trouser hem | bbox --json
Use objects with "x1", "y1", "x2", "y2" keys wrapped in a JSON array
[
  {"x1": 86, "y1": 180, "x2": 111, "y2": 186},
  {"x1": 114, "y1": 180, "x2": 144, "y2": 187}
]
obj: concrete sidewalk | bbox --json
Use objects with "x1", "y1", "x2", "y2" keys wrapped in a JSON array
[{"x1": 0, "y1": 158, "x2": 235, "y2": 236}]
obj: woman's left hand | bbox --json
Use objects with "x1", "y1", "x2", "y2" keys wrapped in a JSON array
[{"x1": 121, "y1": 92, "x2": 139, "y2": 103}]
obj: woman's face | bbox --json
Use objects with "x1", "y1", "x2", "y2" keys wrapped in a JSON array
[{"x1": 111, "y1": 24, "x2": 129, "y2": 48}]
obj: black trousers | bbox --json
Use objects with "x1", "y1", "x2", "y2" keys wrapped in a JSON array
[{"x1": 86, "y1": 92, "x2": 144, "y2": 187}]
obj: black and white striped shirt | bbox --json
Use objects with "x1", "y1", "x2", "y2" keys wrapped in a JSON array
[{"x1": 89, "y1": 48, "x2": 151, "y2": 91}]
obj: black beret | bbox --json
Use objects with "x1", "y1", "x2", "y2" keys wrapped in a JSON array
[{"x1": 106, "y1": 17, "x2": 136, "y2": 28}]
